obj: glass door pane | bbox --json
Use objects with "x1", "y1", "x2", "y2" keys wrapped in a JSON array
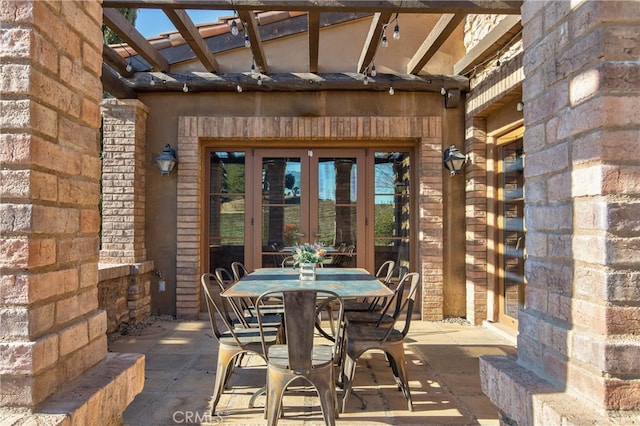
[
  {"x1": 314, "y1": 156, "x2": 359, "y2": 268},
  {"x1": 498, "y1": 139, "x2": 525, "y2": 324},
  {"x1": 259, "y1": 155, "x2": 307, "y2": 267},
  {"x1": 208, "y1": 151, "x2": 246, "y2": 272},
  {"x1": 374, "y1": 152, "x2": 411, "y2": 277}
]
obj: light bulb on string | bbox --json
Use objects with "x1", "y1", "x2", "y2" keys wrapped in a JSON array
[
  {"x1": 236, "y1": 84, "x2": 243, "y2": 93},
  {"x1": 244, "y1": 34, "x2": 251, "y2": 48},
  {"x1": 363, "y1": 75, "x2": 369, "y2": 85},
  {"x1": 230, "y1": 20, "x2": 239, "y2": 36},
  {"x1": 393, "y1": 23, "x2": 400, "y2": 40},
  {"x1": 250, "y1": 61, "x2": 256, "y2": 75},
  {"x1": 257, "y1": 75, "x2": 263, "y2": 86},
  {"x1": 182, "y1": 83, "x2": 189, "y2": 93},
  {"x1": 440, "y1": 87, "x2": 447, "y2": 96},
  {"x1": 371, "y1": 63, "x2": 377, "y2": 77},
  {"x1": 125, "y1": 61, "x2": 132, "y2": 73},
  {"x1": 381, "y1": 33, "x2": 388, "y2": 48},
  {"x1": 389, "y1": 86, "x2": 395, "y2": 95}
]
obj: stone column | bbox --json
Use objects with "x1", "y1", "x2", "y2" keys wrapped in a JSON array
[
  {"x1": 0, "y1": 0, "x2": 143, "y2": 421},
  {"x1": 100, "y1": 99, "x2": 149, "y2": 263},
  {"x1": 480, "y1": 1, "x2": 640, "y2": 423}
]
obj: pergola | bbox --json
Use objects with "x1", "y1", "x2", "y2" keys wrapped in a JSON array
[{"x1": 100, "y1": 0, "x2": 522, "y2": 98}]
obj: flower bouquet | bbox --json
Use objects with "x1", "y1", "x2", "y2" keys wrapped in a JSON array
[{"x1": 293, "y1": 243, "x2": 326, "y2": 280}]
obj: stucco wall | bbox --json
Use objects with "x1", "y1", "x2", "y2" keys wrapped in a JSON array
[{"x1": 139, "y1": 91, "x2": 463, "y2": 316}]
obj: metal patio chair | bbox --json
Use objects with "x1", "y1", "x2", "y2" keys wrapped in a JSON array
[
  {"x1": 256, "y1": 289, "x2": 345, "y2": 426},
  {"x1": 343, "y1": 260, "x2": 395, "y2": 312},
  {"x1": 340, "y1": 272, "x2": 420, "y2": 412},
  {"x1": 200, "y1": 273, "x2": 280, "y2": 415}
]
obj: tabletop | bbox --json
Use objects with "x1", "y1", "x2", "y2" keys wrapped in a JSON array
[{"x1": 223, "y1": 267, "x2": 393, "y2": 299}]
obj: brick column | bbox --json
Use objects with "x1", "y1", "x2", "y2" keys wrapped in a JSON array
[
  {"x1": 100, "y1": 99, "x2": 149, "y2": 263},
  {"x1": 480, "y1": 1, "x2": 640, "y2": 423},
  {"x1": 0, "y1": 0, "x2": 143, "y2": 419}
]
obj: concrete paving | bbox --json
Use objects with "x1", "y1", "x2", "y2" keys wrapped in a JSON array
[{"x1": 108, "y1": 318, "x2": 516, "y2": 426}]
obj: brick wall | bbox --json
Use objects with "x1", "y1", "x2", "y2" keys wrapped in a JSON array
[
  {"x1": 481, "y1": 0, "x2": 640, "y2": 423},
  {"x1": 0, "y1": 0, "x2": 108, "y2": 407},
  {"x1": 100, "y1": 99, "x2": 149, "y2": 263},
  {"x1": 175, "y1": 116, "x2": 444, "y2": 320}
]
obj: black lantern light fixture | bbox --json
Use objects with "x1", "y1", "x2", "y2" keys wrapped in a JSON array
[
  {"x1": 156, "y1": 144, "x2": 177, "y2": 175},
  {"x1": 443, "y1": 144, "x2": 468, "y2": 176}
]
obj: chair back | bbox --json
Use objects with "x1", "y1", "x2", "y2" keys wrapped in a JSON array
[
  {"x1": 375, "y1": 260, "x2": 395, "y2": 284},
  {"x1": 382, "y1": 272, "x2": 420, "y2": 341},
  {"x1": 214, "y1": 267, "x2": 235, "y2": 287},
  {"x1": 201, "y1": 273, "x2": 243, "y2": 345},
  {"x1": 257, "y1": 289, "x2": 343, "y2": 374},
  {"x1": 231, "y1": 261, "x2": 249, "y2": 281}
]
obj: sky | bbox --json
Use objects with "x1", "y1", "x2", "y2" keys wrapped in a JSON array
[{"x1": 135, "y1": 9, "x2": 231, "y2": 37}]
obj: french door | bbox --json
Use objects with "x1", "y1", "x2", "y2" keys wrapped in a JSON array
[
  {"x1": 497, "y1": 136, "x2": 526, "y2": 327},
  {"x1": 207, "y1": 148, "x2": 412, "y2": 276},
  {"x1": 254, "y1": 149, "x2": 365, "y2": 269}
]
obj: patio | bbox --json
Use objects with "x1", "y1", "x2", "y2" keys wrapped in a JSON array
[{"x1": 108, "y1": 318, "x2": 516, "y2": 425}]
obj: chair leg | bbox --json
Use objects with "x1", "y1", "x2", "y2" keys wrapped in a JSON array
[
  {"x1": 266, "y1": 369, "x2": 288, "y2": 426},
  {"x1": 310, "y1": 369, "x2": 338, "y2": 425},
  {"x1": 211, "y1": 348, "x2": 242, "y2": 414},
  {"x1": 340, "y1": 352, "x2": 358, "y2": 413},
  {"x1": 385, "y1": 344, "x2": 413, "y2": 411}
]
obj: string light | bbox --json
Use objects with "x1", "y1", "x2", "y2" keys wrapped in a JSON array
[
  {"x1": 257, "y1": 75, "x2": 263, "y2": 86},
  {"x1": 182, "y1": 83, "x2": 189, "y2": 93},
  {"x1": 370, "y1": 63, "x2": 377, "y2": 77},
  {"x1": 250, "y1": 60, "x2": 256, "y2": 75},
  {"x1": 244, "y1": 34, "x2": 251, "y2": 48},
  {"x1": 381, "y1": 32, "x2": 388, "y2": 48},
  {"x1": 363, "y1": 75, "x2": 369, "y2": 85},
  {"x1": 393, "y1": 23, "x2": 400, "y2": 40},
  {"x1": 230, "y1": 20, "x2": 239, "y2": 36},
  {"x1": 236, "y1": 84, "x2": 243, "y2": 92},
  {"x1": 125, "y1": 62, "x2": 132, "y2": 73},
  {"x1": 389, "y1": 86, "x2": 395, "y2": 95},
  {"x1": 440, "y1": 87, "x2": 447, "y2": 96}
]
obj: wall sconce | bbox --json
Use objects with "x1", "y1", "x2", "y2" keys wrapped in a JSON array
[
  {"x1": 156, "y1": 144, "x2": 177, "y2": 175},
  {"x1": 443, "y1": 144, "x2": 468, "y2": 176}
]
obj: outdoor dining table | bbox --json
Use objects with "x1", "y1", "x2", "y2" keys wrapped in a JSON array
[
  {"x1": 223, "y1": 267, "x2": 393, "y2": 341},
  {"x1": 222, "y1": 267, "x2": 393, "y2": 299}
]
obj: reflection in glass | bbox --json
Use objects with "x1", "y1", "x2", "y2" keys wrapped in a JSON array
[
  {"x1": 261, "y1": 158, "x2": 302, "y2": 266},
  {"x1": 374, "y1": 152, "x2": 410, "y2": 274},
  {"x1": 500, "y1": 140, "x2": 525, "y2": 320},
  {"x1": 209, "y1": 151, "x2": 246, "y2": 271}
]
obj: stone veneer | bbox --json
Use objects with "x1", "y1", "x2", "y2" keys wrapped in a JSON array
[
  {"x1": 480, "y1": 0, "x2": 640, "y2": 423},
  {"x1": 0, "y1": 0, "x2": 143, "y2": 422},
  {"x1": 175, "y1": 116, "x2": 444, "y2": 320}
]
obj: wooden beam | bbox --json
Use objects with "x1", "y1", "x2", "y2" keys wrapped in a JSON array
[
  {"x1": 357, "y1": 12, "x2": 393, "y2": 74},
  {"x1": 237, "y1": 10, "x2": 268, "y2": 73},
  {"x1": 163, "y1": 8, "x2": 218, "y2": 72},
  {"x1": 127, "y1": 71, "x2": 469, "y2": 93},
  {"x1": 103, "y1": 8, "x2": 170, "y2": 72},
  {"x1": 102, "y1": 0, "x2": 523, "y2": 15},
  {"x1": 103, "y1": 43, "x2": 135, "y2": 77},
  {"x1": 453, "y1": 15, "x2": 522, "y2": 75},
  {"x1": 308, "y1": 12, "x2": 320, "y2": 73},
  {"x1": 406, "y1": 13, "x2": 465, "y2": 74},
  {"x1": 101, "y1": 64, "x2": 137, "y2": 98}
]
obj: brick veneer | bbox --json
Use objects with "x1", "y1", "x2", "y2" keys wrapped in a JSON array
[
  {"x1": 0, "y1": 0, "x2": 143, "y2": 421},
  {"x1": 175, "y1": 116, "x2": 444, "y2": 320},
  {"x1": 480, "y1": 0, "x2": 640, "y2": 423}
]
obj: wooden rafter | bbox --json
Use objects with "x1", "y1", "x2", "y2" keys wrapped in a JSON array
[
  {"x1": 126, "y1": 71, "x2": 468, "y2": 93},
  {"x1": 453, "y1": 15, "x2": 522, "y2": 75},
  {"x1": 102, "y1": 0, "x2": 522, "y2": 14},
  {"x1": 357, "y1": 12, "x2": 392, "y2": 74},
  {"x1": 406, "y1": 13, "x2": 465, "y2": 74},
  {"x1": 237, "y1": 10, "x2": 267, "y2": 73},
  {"x1": 103, "y1": 43, "x2": 135, "y2": 77},
  {"x1": 103, "y1": 8, "x2": 170, "y2": 71},
  {"x1": 308, "y1": 12, "x2": 320, "y2": 73},
  {"x1": 101, "y1": 64, "x2": 137, "y2": 98},
  {"x1": 163, "y1": 8, "x2": 218, "y2": 72}
]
